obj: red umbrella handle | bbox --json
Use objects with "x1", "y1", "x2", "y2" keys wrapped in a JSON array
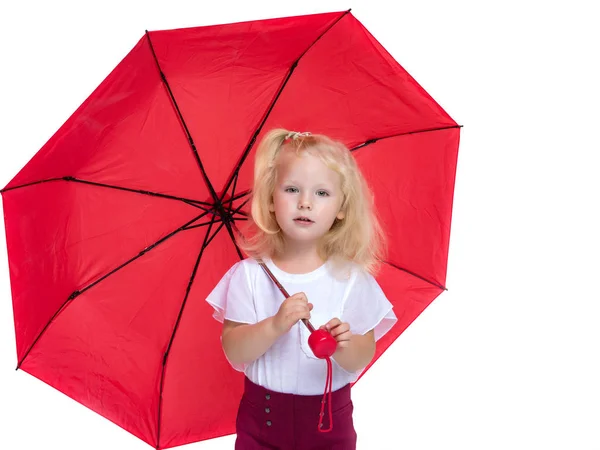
[
  {"x1": 226, "y1": 220, "x2": 337, "y2": 358},
  {"x1": 229, "y1": 214, "x2": 336, "y2": 431},
  {"x1": 258, "y1": 260, "x2": 337, "y2": 432}
]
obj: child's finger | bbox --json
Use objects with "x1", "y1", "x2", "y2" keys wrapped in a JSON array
[
  {"x1": 335, "y1": 330, "x2": 352, "y2": 342},
  {"x1": 290, "y1": 292, "x2": 308, "y2": 302},
  {"x1": 292, "y1": 311, "x2": 310, "y2": 322},
  {"x1": 287, "y1": 297, "x2": 308, "y2": 307},
  {"x1": 285, "y1": 300, "x2": 311, "y2": 312},
  {"x1": 329, "y1": 322, "x2": 349, "y2": 336},
  {"x1": 325, "y1": 318, "x2": 342, "y2": 330},
  {"x1": 286, "y1": 304, "x2": 311, "y2": 316}
]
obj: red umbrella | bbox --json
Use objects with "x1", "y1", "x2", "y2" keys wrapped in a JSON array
[{"x1": 1, "y1": 9, "x2": 460, "y2": 449}]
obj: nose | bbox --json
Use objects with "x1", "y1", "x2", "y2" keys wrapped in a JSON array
[{"x1": 298, "y1": 197, "x2": 312, "y2": 210}]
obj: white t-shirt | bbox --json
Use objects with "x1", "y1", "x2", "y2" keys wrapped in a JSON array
[{"x1": 205, "y1": 257, "x2": 397, "y2": 395}]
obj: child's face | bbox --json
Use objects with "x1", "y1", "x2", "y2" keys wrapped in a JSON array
[{"x1": 269, "y1": 150, "x2": 345, "y2": 247}]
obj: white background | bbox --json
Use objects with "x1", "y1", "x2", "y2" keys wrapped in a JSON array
[{"x1": 1, "y1": 1, "x2": 599, "y2": 449}]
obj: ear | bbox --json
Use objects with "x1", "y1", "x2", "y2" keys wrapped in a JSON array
[
  {"x1": 336, "y1": 210, "x2": 345, "y2": 220},
  {"x1": 269, "y1": 202, "x2": 275, "y2": 212}
]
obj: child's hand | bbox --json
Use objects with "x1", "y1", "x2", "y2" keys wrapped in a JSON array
[
  {"x1": 273, "y1": 292, "x2": 313, "y2": 335},
  {"x1": 320, "y1": 318, "x2": 352, "y2": 348}
]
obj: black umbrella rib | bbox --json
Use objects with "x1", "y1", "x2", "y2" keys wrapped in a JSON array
[
  {"x1": 0, "y1": 177, "x2": 65, "y2": 194},
  {"x1": 156, "y1": 198, "x2": 248, "y2": 447},
  {"x1": 145, "y1": 30, "x2": 242, "y2": 262},
  {"x1": 158, "y1": 196, "x2": 250, "y2": 447},
  {"x1": 350, "y1": 124, "x2": 463, "y2": 152},
  {"x1": 145, "y1": 32, "x2": 221, "y2": 206},
  {"x1": 383, "y1": 260, "x2": 447, "y2": 291},
  {"x1": 156, "y1": 208, "x2": 225, "y2": 449},
  {"x1": 66, "y1": 176, "x2": 213, "y2": 209},
  {"x1": 224, "y1": 188, "x2": 251, "y2": 205},
  {"x1": 295, "y1": 8, "x2": 352, "y2": 63},
  {"x1": 350, "y1": 124, "x2": 460, "y2": 291},
  {"x1": 15, "y1": 211, "x2": 210, "y2": 371},
  {"x1": 183, "y1": 192, "x2": 250, "y2": 230},
  {"x1": 1, "y1": 176, "x2": 212, "y2": 211},
  {"x1": 185, "y1": 197, "x2": 250, "y2": 230},
  {"x1": 219, "y1": 8, "x2": 352, "y2": 207},
  {"x1": 184, "y1": 214, "x2": 248, "y2": 231}
]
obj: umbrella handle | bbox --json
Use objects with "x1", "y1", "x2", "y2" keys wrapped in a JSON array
[
  {"x1": 258, "y1": 261, "x2": 337, "y2": 358},
  {"x1": 258, "y1": 260, "x2": 337, "y2": 433}
]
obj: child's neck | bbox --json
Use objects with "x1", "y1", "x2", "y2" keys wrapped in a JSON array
[{"x1": 272, "y1": 245, "x2": 325, "y2": 274}]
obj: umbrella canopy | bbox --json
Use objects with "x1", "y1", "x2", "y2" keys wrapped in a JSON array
[{"x1": 1, "y1": 9, "x2": 460, "y2": 449}]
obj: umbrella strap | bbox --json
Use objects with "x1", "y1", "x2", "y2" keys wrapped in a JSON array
[{"x1": 318, "y1": 356, "x2": 333, "y2": 432}]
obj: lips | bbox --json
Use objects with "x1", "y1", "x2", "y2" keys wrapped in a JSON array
[{"x1": 294, "y1": 216, "x2": 314, "y2": 223}]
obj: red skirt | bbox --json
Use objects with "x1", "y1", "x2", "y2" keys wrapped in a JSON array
[{"x1": 235, "y1": 376, "x2": 357, "y2": 449}]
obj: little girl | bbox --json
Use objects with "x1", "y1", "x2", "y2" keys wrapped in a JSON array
[{"x1": 206, "y1": 128, "x2": 397, "y2": 449}]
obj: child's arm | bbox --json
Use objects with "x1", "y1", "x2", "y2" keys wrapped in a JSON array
[
  {"x1": 332, "y1": 330, "x2": 376, "y2": 373},
  {"x1": 221, "y1": 318, "x2": 282, "y2": 366},
  {"x1": 222, "y1": 292, "x2": 313, "y2": 366}
]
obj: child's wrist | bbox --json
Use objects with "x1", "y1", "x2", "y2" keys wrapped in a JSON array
[{"x1": 265, "y1": 316, "x2": 284, "y2": 339}]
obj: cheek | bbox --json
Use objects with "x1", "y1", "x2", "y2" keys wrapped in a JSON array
[{"x1": 272, "y1": 193, "x2": 288, "y2": 210}]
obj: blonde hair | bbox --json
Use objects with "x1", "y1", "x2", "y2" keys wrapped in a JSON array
[{"x1": 236, "y1": 128, "x2": 387, "y2": 276}]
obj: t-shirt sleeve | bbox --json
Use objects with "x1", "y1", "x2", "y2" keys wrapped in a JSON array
[
  {"x1": 205, "y1": 261, "x2": 257, "y2": 373},
  {"x1": 342, "y1": 268, "x2": 397, "y2": 341},
  {"x1": 205, "y1": 260, "x2": 257, "y2": 325}
]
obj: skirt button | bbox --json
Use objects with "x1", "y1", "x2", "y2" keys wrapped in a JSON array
[
  {"x1": 265, "y1": 407, "x2": 271, "y2": 413},
  {"x1": 266, "y1": 420, "x2": 272, "y2": 427},
  {"x1": 265, "y1": 394, "x2": 271, "y2": 400}
]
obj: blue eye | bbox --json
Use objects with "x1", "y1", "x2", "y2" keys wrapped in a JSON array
[
  {"x1": 316, "y1": 190, "x2": 329, "y2": 197},
  {"x1": 285, "y1": 187, "x2": 298, "y2": 193}
]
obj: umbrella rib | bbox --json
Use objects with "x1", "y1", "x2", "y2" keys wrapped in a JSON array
[
  {"x1": 145, "y1": 30, "x2": 245, "y2": 263},
  {"x1": 219, "y1": 8, "x2": 352, "y2": 207},
  {"x1": 0, "y1": 177, "x2": 65, "y2": 194},
  {"x1": 185, "y1": 197, "x2": 250, "y2": 230},
  {"x1": 184, "y1": 213, "x2": 248, "y2": 230},
  {"x1": 350, "y1": 124, "x2": 463, "y2": 152},
  {"x1": 383, "y1": 260, "x2": 447, "y2": 291},
  {"x1": 63, "y1": 177, "x2": 213, "y2": 208},
  {"x1": 225, "y1": 188, "x2": 251, "y2": 204},
  {"x1": 15, "y1": 210, "x2": 214, "y2": 370},
  {"x1": 156, "y1": 206, "x2": 226, "y2": 448},
  {"x1": 295, "y1": 8, "x2": 352, "y2": 64},
  {"x1": 1, "y1": 176, "x2": 212, "y2": 210},
  {"x1": 145, "y1": 31, "x2": 220, "y2": 204}
]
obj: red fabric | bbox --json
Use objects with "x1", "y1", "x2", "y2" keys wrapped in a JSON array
[{"x1": 1, "y1": 10, "x2": 459, "y2": 449}]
